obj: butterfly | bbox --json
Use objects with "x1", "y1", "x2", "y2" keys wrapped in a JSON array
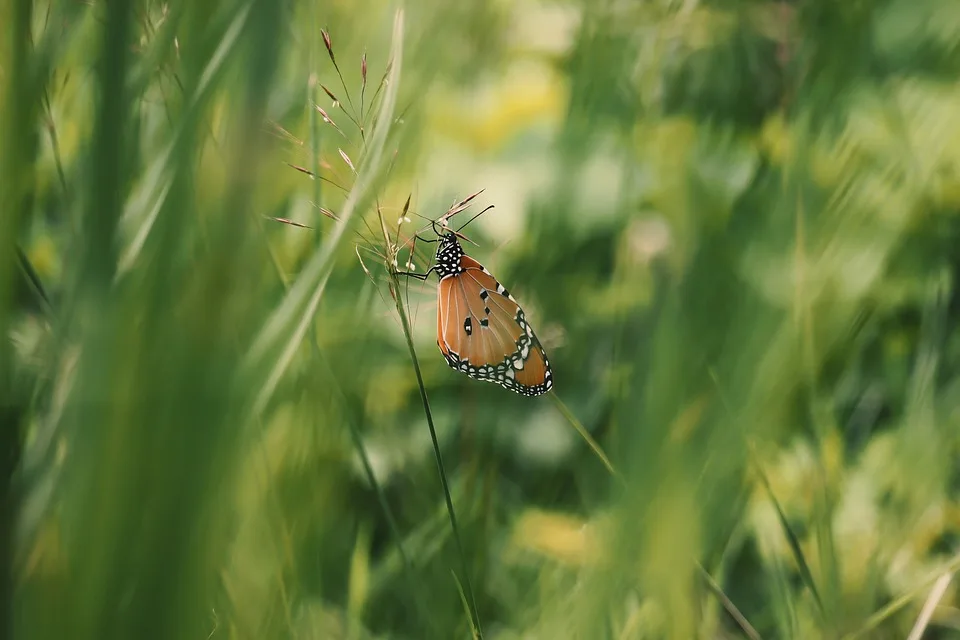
[{"x1": 397, "y1": 202, "x2": 554, "y2": 397}]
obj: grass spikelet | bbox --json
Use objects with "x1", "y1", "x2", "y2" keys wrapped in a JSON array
[
  {"x1": 265, "y1": 216, "x2": 314, "y2": 230},
  {"x1": 339, "y1": 148, "x2": 357, "y2": 174},
  {"x1": 319, "y1": 27, "x2": 355, "y2": 114},
  {"x1": 361, "y1": 51, "x2": 368, "y2": 119},
  {"x1": 320, "y1": 83, "x2": 340, "y2": 105},
  {"x1": 314, "y1": 104, "x2": 346, "y2": 137},
  {"x1": 320, "y1": 28, "x2": 335, "y2": 63}
]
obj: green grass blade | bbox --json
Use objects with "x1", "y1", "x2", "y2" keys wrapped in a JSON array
[
  {"x1": 753, "y1": 458, "x2": 825, "y2": 619},
  {"x1": 550, "y1": 392, "x2": 621, "y2": 481}
]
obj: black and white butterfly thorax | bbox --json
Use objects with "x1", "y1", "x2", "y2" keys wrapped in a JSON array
[{"x1": 434, "y1": 233, "x2": 464, "y2": 279}]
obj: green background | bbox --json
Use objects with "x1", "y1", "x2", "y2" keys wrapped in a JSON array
[{"x1": 4, "y1": 0, "x2": 960, "y2": 638}]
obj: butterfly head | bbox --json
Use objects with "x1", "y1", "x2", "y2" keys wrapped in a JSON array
[{"x1": 434, "y1": 231, "x2": 464, "y2": 278}]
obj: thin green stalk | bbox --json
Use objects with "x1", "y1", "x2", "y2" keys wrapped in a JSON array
[
  {"x1": 751, "y1": 452, "x2": 825, "y2": 619},
  {"x1": 389, "y1": 274, "x2": 484, "y2": 638},
  {"x1": 452, "y1": 571, "x2": 481, "y2": 640},
  {"x1": 550, "y1": 392, "x2": 621, "y2": 481},
  {"x1": 16, "y1": 246, "x2": 53, "y2": 317},
  {"x1": 696, "y1": 562, "x2": 763, "y2": 640},
  {"x1": 311, "y1": 337, "x2": 440, "y2": 635},
  {"x1": 41, "y1": 88, "x2": 69, "y2": 199}
]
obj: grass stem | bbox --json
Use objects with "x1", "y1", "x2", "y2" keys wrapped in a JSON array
[
  {"x1": 388, "y1": 274, "x2": 484, "y2": 638},
  {"x1": 550, "y1": 392, "x2": 621, "y2": 481}
]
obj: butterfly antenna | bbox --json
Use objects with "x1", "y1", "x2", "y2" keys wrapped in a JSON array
[
  {"x1": 455, "y1": 204, "x2": 495, "y2": 233},
  {"x1": 402, "y1": 219, "x2": 437, "y2": 250}
]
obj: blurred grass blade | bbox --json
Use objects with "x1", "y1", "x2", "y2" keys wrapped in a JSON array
[
  {"x1": 16, "y1": 246, "x2": 53, "y2": 317},
  {"x1": 77, "y1": 0, "x2": 134, "y2": 295},
  {"x1": 118, "y1": 4, "x2": 254, "y2": 276},
  {"x1": 753, "y1": 458, "x2": 824, "y2": 617},
  {"x1": 844, "y1": 551, "x2": 960, "y2": 640},
  {"x1": 697, "y1": 562, "x2": 763, "y2": 640},
  {"x1": 452, "y1": 570, "x2": 481, "y2": 640},
  {"x1": 550, "y1": 392, "x2": 620, "y2": 480},
  {"x1": 118, "y1": 179, "x2": 172, "y2": 275},
  {"x1": 46, "y1": 1, "x2": 286, "y2": 638},
  {"x1": 905, "y1": 572, "x2": 952, "y2": 640},
  {"x1": 1, "y1": 1, "x2": 43, "y2": 638},
  {"x1": 196, "y1": 4, "x2": 254, "y2": 98}
]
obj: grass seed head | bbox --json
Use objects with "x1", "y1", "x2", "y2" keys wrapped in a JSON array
[
  {"x1": 321, "y1": 28, "x2": 335, "y2": 63},
  {"x1": 320, "y1": 84, "x2": 339, "y2": 105},
  {"x1": 338, "y1": 148, "x2": 356, "y2": 173}
]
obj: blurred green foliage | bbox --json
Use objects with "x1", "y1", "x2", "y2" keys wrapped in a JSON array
[{"x1": 5, "y1": 0, "x2": 960, "y2": 638}]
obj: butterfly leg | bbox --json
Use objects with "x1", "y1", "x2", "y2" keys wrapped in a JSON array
[{"x1": 394, "y1": 266, "x2": 436, "y2": 281}]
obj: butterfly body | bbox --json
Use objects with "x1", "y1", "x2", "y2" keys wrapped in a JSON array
[
  {"x1": 430, "y1": 232, "x2": 553, "y2": 397},
  {"x1": 433, "y1": 231, "x2": 467, "y2": 278}
]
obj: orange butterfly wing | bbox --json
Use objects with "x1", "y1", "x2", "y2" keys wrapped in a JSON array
[{"x1": 436, "y1": 255, "x2": 553, "y2": 396}]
